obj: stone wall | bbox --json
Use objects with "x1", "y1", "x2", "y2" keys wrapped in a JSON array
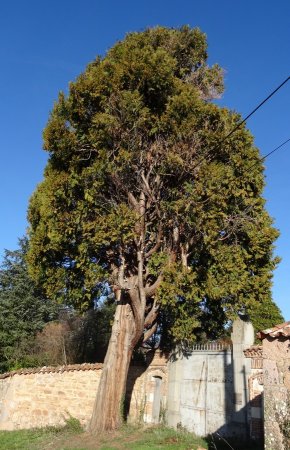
[
  {"x1": 0, "y1": 319, "x2": 264, "y2": 439},
  {"x1": 0, "y1": 352, "x2": 168, "y2": 431},
  {"x1": 263, "y1": 337, "x2": 290, "y2": 450},
  {"x1": 245, "y1": 347, "x2": 264, "y2": 441},
  {"x1": 0, "y1": 365, "x2": 102, "y2": 430},
  {"x1": 126, "y1": 351, "x2": 168, "y2": 424}
]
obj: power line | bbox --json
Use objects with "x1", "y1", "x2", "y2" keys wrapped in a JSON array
[
  {"x1": 211, "y1": 136, "x2": 290, "y2": 202},
  {"x1": 193, "y1": 75, "x2": 290, "y2": 170},
  {"x1": 260, "y1": 137, "x2": 290, "y2": 164},
  {"x1": 225, "y1": 75, "x2": 290, "y2": 140},
  {"x1": 237, "y1": 137, "x2": 290, "y2": 177},
  {"x1": 168, "y1": 135, "x2": 289, "y2": 246},
  {"x1": 134, "y1": 78, "x2": 290, "y2": 225},
  {"x1": 219, "y1": 136, "x2": 290, "y2": 236}
]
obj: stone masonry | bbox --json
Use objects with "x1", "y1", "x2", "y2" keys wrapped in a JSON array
[
  {"x1": 0, "y1": 365, "x2": 102, "y2": 430},
  {"x1": 0, "y1": 352, "x2": 168, "y2": 431},
  {"x1": 257, "y1": 322, "x2": 290, "y2": 450},
  {"x1": 0, "y1": 318, "x2": 266, "y2": 439}
]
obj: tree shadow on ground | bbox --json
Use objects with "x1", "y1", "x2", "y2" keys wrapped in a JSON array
[{"x1": 205, "y1": 433, "x2": 263, "y2": 450}]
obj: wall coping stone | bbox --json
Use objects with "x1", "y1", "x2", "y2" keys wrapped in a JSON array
[{"x1": 0, "y1": 363, "x2": 103, "y2": 380}]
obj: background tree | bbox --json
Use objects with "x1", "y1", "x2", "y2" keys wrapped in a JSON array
[
  {"x1": 9, "y1": 301, "x2": 115, "y2": 369},
  {"x1": 34, "y1": 301, "x2": 116, "y2": 365},
  {"x1": 0, "y1": 238, "x2": 115, "y2": 370},
  {"x1": 71, "y1": 300, "x2": 115, "y2": 363},
  {"x1": 27, "y1": 26, "x2": 280, "y2": 431},
  {"x1": 0, "y1": 238, "x2": 57, "y2": 372},
  {"x1": 247, "y1": 296, "x2": 283, "y2": 335}
]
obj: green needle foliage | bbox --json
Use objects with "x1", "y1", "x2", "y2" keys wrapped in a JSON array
[
  {"x1": 0, "y1": 238, "x2": 57, "y2": 372},
  {"x1": 27, "y1": 26, "x2": 281, "y2": 349}
]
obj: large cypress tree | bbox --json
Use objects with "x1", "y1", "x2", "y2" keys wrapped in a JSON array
[{"x1": 27, "y1": 26, "x2": 280, "y2": 431}]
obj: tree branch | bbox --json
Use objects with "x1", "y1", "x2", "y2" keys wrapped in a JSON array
[
  {"x1": 145, "y1": 273, "x2": 163, "y2": 298},
  {"x1": 110, "y1": 173, "x2": 139, "y2": 211},
  {"x1": 144, "y1": 299, "x2": 159, "y2": 328},
  {"x1": 143, "y1": 322, "x2": 158, "y2": 343},
  {"x1": 117, "y1": 253, "x2": 126, "y2": 290},
  {"x1": 145, "y1": 223, "x2": 163, "y2": 259}
]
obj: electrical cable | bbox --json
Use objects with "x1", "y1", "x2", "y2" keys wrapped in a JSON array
[
  {"x1": 260, "y1": 137, "x2": 290, "y2": 164},
  {"x1": 217, "y1": 136, "x2": 290, "y2": 238},
  {"x1": 225, "y1": 76, "x2": 290, "y2": 140},
  {"x1": 231, "y1": 136, "x2": 290, "y2": 178},
  {"x1": 193, "y1": 75, "x2": 290, "y2": 170},
  {"x1": 133, "y1": 77, "x2": 290, "y2": 225}
]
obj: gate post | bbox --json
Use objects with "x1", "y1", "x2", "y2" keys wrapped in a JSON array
[{"x1": 231, "y1": 315, "x2": 254, "y2": 437}]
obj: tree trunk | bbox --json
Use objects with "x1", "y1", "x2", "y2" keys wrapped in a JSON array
[{"x1": 88, "y1": 301, "x2": 139, "y2": 432}]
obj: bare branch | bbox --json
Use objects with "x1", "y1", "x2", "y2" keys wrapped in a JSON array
[
  {"x1": 143, "y1": 322, "x2": 158, "y2": 343},
  {"x1": 117, "y1": 254, "x2": 126, "y2": 290},
  {"x1": 127, "y1": 286, "x2": 148, "y2": 349},
  {"x1": 145, "y1": 273, "x2": 163, "y2": 298},
  {"x1": 110, "y1": 173, "x2": 139, "y2": 211},
  {"x1": 145, "y1": 223, "x2": 163, "y2": 259},
  {"x1": 144, "y1": 299, "x2": 159, "y2": 328},
  {"x1": 128, "y1": 192, "x2": 139, "y2": 210}
]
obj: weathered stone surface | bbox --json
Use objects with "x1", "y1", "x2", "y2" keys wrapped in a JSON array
[
  {"x1": 0, "y1": 356, "x2": 168, "y2": 431},
  {"x1": 0, "y1": 320, "x2": 265, "y2": 442},
  {"x1": 263, "y1": 336, "x2": 290, "y2": 450}
]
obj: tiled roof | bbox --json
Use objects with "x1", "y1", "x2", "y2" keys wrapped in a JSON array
[
  {"x1": 256, "y1": 321, "x2": 290, "y2": 340},
  {"x1": 244, "y1": 345, "x2": 263, "y2": 358},
  {"x1": 0, "y1": 363, "x2": 103, "y2": 380}
]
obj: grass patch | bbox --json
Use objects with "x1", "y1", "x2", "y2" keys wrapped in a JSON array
[
  {"x1": 0, "y1": 417, "x2": 83, "y2": 450},
  {"x1": 0, "y1": 424, "x2": 207, "y2": 450},
  {"x1": 0, "y1": 428, "x2": 55, "y2": 450},
  {"x1": 124, "y1": 426, "x2": 207, "y2": 449},
  {"x1": 83, "y1": 425, "x2": 208, "y2": 449},
  {"x1": 0, "y1": 423, "x2": 263, "y2": 450}
]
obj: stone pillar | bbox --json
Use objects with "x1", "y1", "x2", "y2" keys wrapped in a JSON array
[
  {"x1": 263, "y1": 337, "x2": 290, "y2": 450},
  {"x1": 231, "y1": 316, "x2": 254, "y2": 436},
  {"x1": 166, "y1": 356, "x2": 183, "y2": 427}
]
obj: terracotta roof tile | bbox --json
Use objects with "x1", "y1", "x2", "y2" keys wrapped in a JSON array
[
  {"x1": 256, "y1": 321, "x2": 290, "y2": 340},
  {"x1": 0, "y1": 363, "x2": 103, "y2": 380},
  {"x1": 244, "y1": 345, "x2": 263, "y2": 358}
]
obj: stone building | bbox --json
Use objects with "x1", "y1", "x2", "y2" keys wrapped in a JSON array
[{"x1": 257, "y1": 321, "x2": 290, "y2": 450}]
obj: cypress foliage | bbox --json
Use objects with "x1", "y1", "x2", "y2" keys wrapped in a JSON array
[{"x1": 26, "y1": 26, "x2": 281, "y2": 429}]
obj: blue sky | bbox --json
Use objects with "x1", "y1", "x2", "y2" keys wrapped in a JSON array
[{"x1": 0, "y1": 1, "x2": 289, "y2": 319}]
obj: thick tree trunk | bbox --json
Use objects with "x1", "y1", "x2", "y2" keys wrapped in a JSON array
[{"x1": 88, "y1": 301, "x2": 140, "y2": 432}]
